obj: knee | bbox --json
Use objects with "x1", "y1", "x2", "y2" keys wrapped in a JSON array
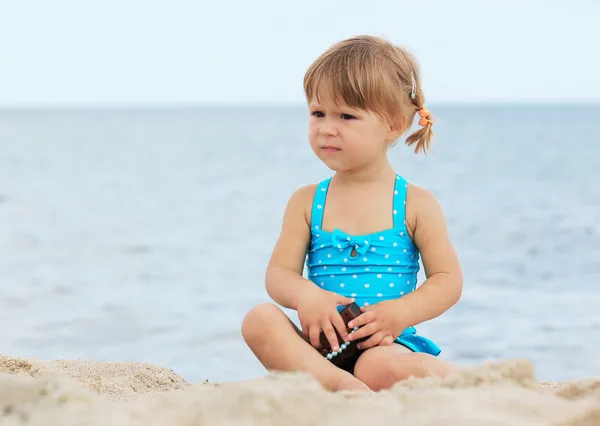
[
  {"x1": 241, "y1": 302, "x2": 281, "y2": 345},
  {"x1": 401, "y1": 352, "x2": 439, "y2": 378},
  {"x1": 353, "y1": 353, "x2": 390, "y2": 391},
  {"x1": 354, "y1": 351, "x2": 437, "y2": 391},
  {"x1": 353, "y1": 349, "x2": 389, "y2": 389}
]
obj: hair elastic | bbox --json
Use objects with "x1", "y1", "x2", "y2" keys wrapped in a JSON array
[{"x1": 418, "y1": 107, "x2": 432, "y2": 127}]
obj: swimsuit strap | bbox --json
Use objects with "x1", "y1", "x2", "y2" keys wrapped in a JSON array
[
  {"x1": 393, "y1": 174, "x2": 408, "y2": 229},
  {"x1": 310, "y1": 178, "x2": 332, "y2": 231}
]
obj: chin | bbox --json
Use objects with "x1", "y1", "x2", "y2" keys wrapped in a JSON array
[
  {"x1": 316, "y1": 152, "x2": 363, "y2": 172},
  {"x1": 321, "y1": 160, "x2": 352, "y2": 172}
]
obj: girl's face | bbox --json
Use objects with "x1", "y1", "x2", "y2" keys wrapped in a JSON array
[{"x1": 308, "y1": 94, "x2": 397, "y2": 172}]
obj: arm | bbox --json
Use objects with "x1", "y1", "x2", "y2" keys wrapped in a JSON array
[
  {"x1": 266, "y1": 185, "x2": 356, "y2": 349},
  {"x1": 395, "y1": 185, "x2": 463, "y2": 327},
  {"x1": 265, "y1": 184, "x2": 319, "y2": 310},
  {"x1": 341, "y1": 185, "x2": 463, "y2": 349}
]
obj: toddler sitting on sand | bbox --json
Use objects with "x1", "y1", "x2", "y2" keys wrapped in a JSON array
[{"x1": 242, "y1": 35, "x2": 462, "y2": 392}]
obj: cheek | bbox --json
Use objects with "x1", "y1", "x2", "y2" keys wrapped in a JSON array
[
  {"x1": 345, "y1": 133, "x2": 386, "y2": 159},
  {"x1": 308, "y1": 125, "x2": 319, "y2": 147}
]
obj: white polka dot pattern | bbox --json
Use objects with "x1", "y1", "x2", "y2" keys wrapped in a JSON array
[{"x1": 304, "y1": 174, "x2": 440, "y2": 356}]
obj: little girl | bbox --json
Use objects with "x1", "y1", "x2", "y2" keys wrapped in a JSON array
[{"x1": 242, "y1": 35, "x2": 463, "y2": 392}]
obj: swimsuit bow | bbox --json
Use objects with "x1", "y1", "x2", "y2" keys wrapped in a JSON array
[{"x1": 331, "y1": 229, "x2": 372, "y2": 255}]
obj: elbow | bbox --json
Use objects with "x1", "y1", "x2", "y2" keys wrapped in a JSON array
[
  {"x1": 264, "y1": 266, "x2": 288, "y2": 300},
  {"x1": 264, "y1": 267, "x2": 277, "y2": 298},
  {"x1": 449, "y1": 273, "x2": 463, "y2": 307},
  {"x1": 433, "y1": 271, "x2": 462, "y2": 308}
]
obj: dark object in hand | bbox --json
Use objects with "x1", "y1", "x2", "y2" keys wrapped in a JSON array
[
  {"x1": 289, "y1": 302, "x2": 369, "y2": 371},
  {"x1": 316, "y1": 302, "x2": 368, "y2": 368}
]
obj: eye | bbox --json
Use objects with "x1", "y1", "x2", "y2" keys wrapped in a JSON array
[
  {"x1": 311, "y1": 111, "x2": 325, "y2": 118},
  {"x1": 341, "y1": 113, "x2": 356, "y2": 120}
]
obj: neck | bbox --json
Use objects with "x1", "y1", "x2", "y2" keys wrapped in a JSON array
[{"x1": 333, "y1": 155, "x2": 395, "y2": 186}]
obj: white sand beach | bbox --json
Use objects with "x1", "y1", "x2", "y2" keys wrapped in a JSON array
[{"x1": 1, "y1": 354, "x2": 599, "y2": 425}]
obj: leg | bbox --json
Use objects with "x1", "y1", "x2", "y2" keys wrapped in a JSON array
[
  {"x1": 241, "y1": 302, "x2": 371, "y2": 392},
  {"x1": 353, "y1": 344, "x2": 457, "y2": 391}
]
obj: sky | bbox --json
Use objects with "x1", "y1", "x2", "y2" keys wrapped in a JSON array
[{"x1": 0, "y1": 0, "x2": 598, "y2": 106}]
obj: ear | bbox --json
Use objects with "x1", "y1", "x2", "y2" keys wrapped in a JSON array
[{"x1": 386, "y1": 115, "x2": 407, "y2": 142}]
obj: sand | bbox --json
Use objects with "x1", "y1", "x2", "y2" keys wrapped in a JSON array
[{"x1": 0, "y1": 354, "x2": 599, "y2": 426}]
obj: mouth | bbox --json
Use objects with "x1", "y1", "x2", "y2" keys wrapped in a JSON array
[{"x1": 320, "y1": 145, "x2": 341, "y2": 153}]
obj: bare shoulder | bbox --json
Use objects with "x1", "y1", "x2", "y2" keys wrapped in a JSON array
[
  {"x1": 406, "y1": 183, "x2": 461, "y2": 279},
  {"x1": 405, "y1": 183, "x2": 445, "y2": 238},
  {"x1": 267, "y1": 183, "x2": 318, "y2": 274},
  {"x1": 406, "y1": 183, "x2": 439, "y2": 204},
  {"x1": 286, "y1": 183, "x2": 318, "y2": 226}
]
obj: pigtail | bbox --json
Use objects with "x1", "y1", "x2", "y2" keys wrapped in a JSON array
[
  {"x1": 405, "y1": 108, "x2": 434, "y2": 154},
  {"x1": 404, "y1": 72, "x2": 434, "y2": 155}
]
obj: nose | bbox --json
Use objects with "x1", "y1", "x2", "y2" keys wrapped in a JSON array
[{"x1": 318, "y1": 121, "x2": 338, "y2": 137}]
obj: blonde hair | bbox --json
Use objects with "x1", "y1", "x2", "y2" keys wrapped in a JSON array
[{"x1": 303, "y1": 35, "x2": 433, "y2": 154}]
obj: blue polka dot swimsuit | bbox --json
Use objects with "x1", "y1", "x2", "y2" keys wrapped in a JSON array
[{"x1": 305, "y1": 174, "x2": 441, "y2": 356}]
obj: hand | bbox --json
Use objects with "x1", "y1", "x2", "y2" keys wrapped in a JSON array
[
  {"x1": 296, "y1": 287, "x2": 355, "y2": 353},
  {"x1": 346, "y1": 300, "x2": 406, "y2": 350}
]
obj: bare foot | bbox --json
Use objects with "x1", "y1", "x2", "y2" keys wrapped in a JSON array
[{"x1": 336, "y1": 376, "x2": 374, "y2": 393}]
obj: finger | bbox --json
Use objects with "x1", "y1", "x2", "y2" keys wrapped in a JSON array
[
  {"x1": 347, "y1": 311, "x2": 375, "y2": 329},
  {"x1": 338, "y1": 296, "x2": 355, "y2": 306},
  {"x1": 357, "y1": 331, "x2": 387, "y2": 350},
  {"x1": 330, "y1": 312, "x2": 350, "y2": 343},
  {"x1": 308, "y1": 324, "x2": 321, "y2": 349},
  {"x1": 321, "y1": 321, "x2": 340, "y2": 352},
  {"x1": 348, "y1": 322, "x2": 378, "y2": 342},
  {"x1": 300, "y1": 321, "x2": 309, "y2": 336},
  {"x1": 379, "y1": 334, "x2": 394, "y2": 346}
]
